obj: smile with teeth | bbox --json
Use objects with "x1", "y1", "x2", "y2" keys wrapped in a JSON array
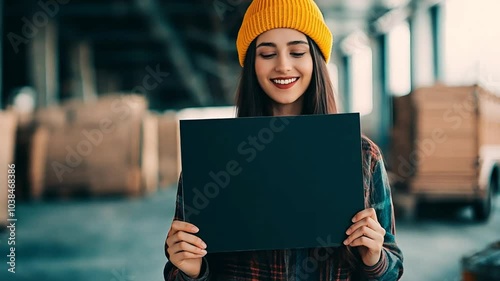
[{"x1": 272, "y1": 78, "x2": 298, "y2": 85}]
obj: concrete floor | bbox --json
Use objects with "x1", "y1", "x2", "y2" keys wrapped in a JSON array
[
  {"x1": 396, "y1": 196, "x2": 500, "y2": 281},
  {"x1": 0, "y1": 186, "x2": 178, "y2": 281}
]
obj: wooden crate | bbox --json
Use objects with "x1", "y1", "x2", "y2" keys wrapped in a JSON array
[
  {"x1": 30, "y1": 95, "x2": 157, "y2": 198},
  {"x1": 417, "y1": 157, "x2": 476, "y2": 174},
  {"x1": 0, "y1": 111, "x2": 17, "y2": 226},
  {"x1": 62, "y1": 95, "x2": 147, "y2": 171},
  {"x1": 41, "y1": 121, "x2": 141, "y2": 197},
  {"x1": 391, "y1": 85, "x2": 500, "y2": 196},
  {"x1": 411, "y1": 174, "x2": 477, "y2": 193},
  {"x1": 417, "y1": 116, "x2": 476, "y2": 136},
  {"x1": 414, "y1": 137, "x2": 477, "y2": 159}
]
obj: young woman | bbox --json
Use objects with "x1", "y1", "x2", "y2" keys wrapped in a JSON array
[{"x1": 164, "y1": 0, "x2": 404, "y2": 280}]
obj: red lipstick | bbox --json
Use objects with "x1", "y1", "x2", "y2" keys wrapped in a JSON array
[{"x1": 271, "y1": 77, "x2": 299, "y2": 90}]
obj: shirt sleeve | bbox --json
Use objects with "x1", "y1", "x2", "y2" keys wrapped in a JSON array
[
  {"x1": 362, "y1": 158, "x2": 404, "y2": 281},
  {"x1": 164, "y1": 173, "x2": 212, "y2": 281},
  {"x1": 163, "y1": 257, "x2": 210, "y2": 281}
]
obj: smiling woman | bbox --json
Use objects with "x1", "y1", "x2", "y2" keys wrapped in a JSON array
[
  {"x1": 236, "y1": 31, "x2": 337, "y2": 117},
  {"x1": 163, "y1": 0, "x2": 404, "y2": 280},
  {"x1": 253, "y1": 29, "x2": 313, "y2": 115}
]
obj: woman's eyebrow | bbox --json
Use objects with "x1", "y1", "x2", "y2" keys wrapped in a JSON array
[
  {"x1": 256, "y1": 40, "x2": 309, "y2": 48},
  {"x1": 287, "y1": 40, "x2": 308, "y2": 46},
  {"x1": 256, "y1": 42, "x2": 276, "y2": 48}
]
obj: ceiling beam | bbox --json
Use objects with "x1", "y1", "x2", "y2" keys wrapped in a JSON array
[
  {"x1": 184, "y1": 27, "x2": 235, "y2": 52},
  {"x1": 134, "y1": 0, "x2": 211, "y2": 105},
  {"x1": 59, "y1": 3, "x2": 139, "y2": 17},
  {"x1": 60, "y1": 29, "x2": 152, "y2": 42},
  {"x1": 94, "y1": 50, "x2": 167, "y2": 65},
  {"x1": 3, "y1": 2, "x2": 212, "y2": 18}
]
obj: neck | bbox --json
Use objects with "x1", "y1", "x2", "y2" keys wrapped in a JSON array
[{"x1": 271, "y1": 96, "x2": 304, "y2": 116}]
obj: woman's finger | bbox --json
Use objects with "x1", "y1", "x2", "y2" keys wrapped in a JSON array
[
  {"x1": 344, "y1": 225, "x2": 381, "y2": 246},
  {"x1": 349, "y1": 234, "x2": 378, "y2": 248},
  {"x1": 351, "y1": 208, "x2": 378, "y2": 223},
  {"x1": 346, "y1": 217, "x2": 385, "y2": 236},
  {"x1": 167, "y1": 220, "x2": 200, "y2": 248},
  {"x1": 169, "y1": 249, "x2": 206, "y2": 261},
  {"x1": 167, "y1": 230, "x2": 207, "y2": 250},
  {"x1": 170, "y1": 221, "x2": 200, "y2": 235},
  {"x1": 170, "y1": 241, "x2": 207, "y2": 256},
  {"x1": 346, "y1": 217, "x2": 372, "y2": 235}
]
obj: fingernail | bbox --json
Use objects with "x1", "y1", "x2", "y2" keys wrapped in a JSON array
[
  {"x1": 193, "y1": 226, "x2": 199, "y2": 232},
  {"x1": 343, "y1": 240, "x2": 348, "y2": 245},
  {"x1": 201, "y1": 250, "x2": 207, "y2": 255},
  {"x1": 202, "y1": 242, "x2": 207, "y2": 249}
]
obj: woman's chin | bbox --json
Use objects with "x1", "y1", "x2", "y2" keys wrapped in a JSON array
[{"x1": 269, "y1": 96, "x2": 302, "y2": 106}]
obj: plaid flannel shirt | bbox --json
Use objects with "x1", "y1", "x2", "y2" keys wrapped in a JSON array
[{"x1": 164, "y1": 136, "x2": 404, "y2": 281}]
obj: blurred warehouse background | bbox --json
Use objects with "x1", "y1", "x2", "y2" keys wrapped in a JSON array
[{"x1": 0, "y1": 0, "x2": 500, "y2": 280}]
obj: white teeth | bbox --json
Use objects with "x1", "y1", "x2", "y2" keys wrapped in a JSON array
[{"x1": 272, "y1": 78, "x2": 298, "y2": 85}]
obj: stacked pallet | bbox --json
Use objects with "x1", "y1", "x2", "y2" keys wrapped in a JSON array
[
  {"x1": 412, "y1": 85, "x2": 478, "y2": 194},
  {"x1": 0, "y1": 111, "x2": 17, "y2": 226},
  {"x1": 30, "y1": 94, "x2": 158, "y2": 198},
  {"x1": 391, "y1": 85, "x2": 500, "y2": 196}
]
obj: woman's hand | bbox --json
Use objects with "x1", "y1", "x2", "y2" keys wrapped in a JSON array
[
  {"x1": 343, "y1": 208, "x2": 386, "y2": 266},
  {"x1": 166, "y1": 221, "x2": 208, "y2": 278}
]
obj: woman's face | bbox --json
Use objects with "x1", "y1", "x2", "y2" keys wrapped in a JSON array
[{"x1": 254, "y1": 28, "x2": 313, "y2": 114}]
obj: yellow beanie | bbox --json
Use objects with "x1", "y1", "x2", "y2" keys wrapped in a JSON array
[{"x1": 236, "y1": 0, "x2": 333, "y2": 67}]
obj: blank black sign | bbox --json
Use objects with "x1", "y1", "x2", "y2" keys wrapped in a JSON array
[{"x1": 179, "y1": 113, "x2": 364, "y2": 253}]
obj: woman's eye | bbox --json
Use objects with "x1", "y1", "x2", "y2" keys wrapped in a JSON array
[
  {"x1": 260, "y1": 53, "x2": 276, "y2": 59},
  {"x1": 291, "y1": 52, "x2": 306, "y2": 58}
]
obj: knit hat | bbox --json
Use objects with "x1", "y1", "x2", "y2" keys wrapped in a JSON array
[{"x1": 236, "y1": 0, "x2": 333, "y2": 67}]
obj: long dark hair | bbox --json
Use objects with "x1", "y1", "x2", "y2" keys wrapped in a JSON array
[
  {"x1": 235, "y1": 36, "x2": 337, "y2": 117},
  {"x1": 234, "y1": 34, "x2": 367, "y2": 271}
]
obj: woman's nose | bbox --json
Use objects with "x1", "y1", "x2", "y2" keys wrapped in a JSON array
[{"x1": 275, "y1": 56, "x2": 292, "y2": 73}]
